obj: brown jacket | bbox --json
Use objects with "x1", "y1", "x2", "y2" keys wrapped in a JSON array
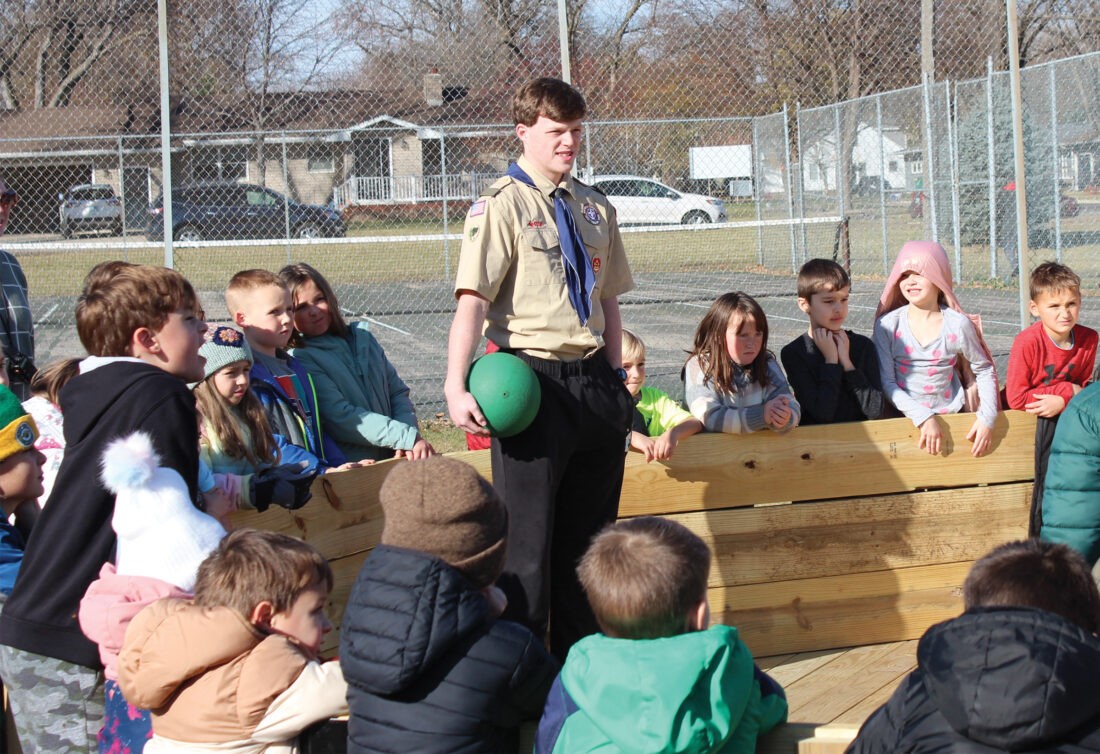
[{"x1": 119, "y1": 598, "x2": 347, "y2": 753}]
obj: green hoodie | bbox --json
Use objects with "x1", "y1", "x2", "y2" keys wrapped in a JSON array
[{"x1": 537, "y1": 625, "x2": 787, "y2": 754}]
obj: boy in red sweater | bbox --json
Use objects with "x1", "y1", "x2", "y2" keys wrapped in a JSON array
[{"x1": 1005, "y1": 261, "x2": 1098, "y2": 535}]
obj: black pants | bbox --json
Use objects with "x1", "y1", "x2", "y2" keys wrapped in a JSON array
[
  {"x1": 1030, "y1": 415, "x2": 1058, "y2": 537},
  {"x1": 492, "y1": 350, "x2": 633, "y2": 661}
]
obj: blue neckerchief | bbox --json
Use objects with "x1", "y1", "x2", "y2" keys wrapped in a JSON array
[{"x1": 506, "y1": 162, "x2": 594, "y2": 324}]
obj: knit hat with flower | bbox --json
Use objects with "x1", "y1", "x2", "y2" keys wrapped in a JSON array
[{"x1": 199, "y1": 325, "x2": 252, "y2": 381}]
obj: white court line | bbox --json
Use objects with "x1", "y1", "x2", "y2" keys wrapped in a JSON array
[{"x1": 364, "y1": 316, "x2": 412, "y2": 336}]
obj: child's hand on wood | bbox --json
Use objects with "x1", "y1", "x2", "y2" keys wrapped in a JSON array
[
  {"x1": 764, "y1": 395, "x2": 791, "y2": 429},
  {"x1": 918, "y1": 415, "x2": 943, "y2": 455},
  {"x1": 966, "y1": 419, "x2": 993, "y2": 457}
]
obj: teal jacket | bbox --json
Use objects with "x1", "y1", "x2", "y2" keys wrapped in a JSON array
[
  {"x1": 1042, "y1": 381, "x2": 1100, "y2": 564},
  {"x1": 536, "y1": 625, "x2": 787, "y2": 754},
  {"x1": 289, "y1": 321, "x2": 419, "y2": 462}
]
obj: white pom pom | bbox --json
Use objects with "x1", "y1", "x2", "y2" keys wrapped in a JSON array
[{"x1": 100, "y1": 432, "x2": 161, "y2": 494}]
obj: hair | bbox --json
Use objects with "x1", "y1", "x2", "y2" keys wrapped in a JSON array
[
  {"x1": 194, "y1": 367, "x2": 279, "y2": 467},
  {"x1": 30, "y1": 358, "x2": 81, "y2": 405},
  {"x1": 621, "y1": 328, "x2": 645, "y2": 364},
  {"x1": 963, "y1": 539, "x2": 1100, "y2": 633},
  {"x1": 1029, "y1": 261, "x2": 1081, "y2": 301},
  {"x1": 797, "y1": 258, "x2": 851, "y2": 300},
  {"x1": 578, "y1": 516, "x2": 711, "y2": 640},
  {"x1": 76, "y1": 265, "x2": 199, "y2": 357},
  {"x1": 689, "y1": 291, "x2": 771, "y2": 393},
  {"x1": 512, "y1": 77, "x2": 586, "y2": 126},
  {"x1": 83, "y1": 260, "x2": 136, "y2": 295},
  {"x1": 194, "y1": 528, "x2": 333, "y2": 617},
  {"x1": 279, "y1": 263, "x2": 349, "y2": 344},
  {"x1": 224, "y1": 269, "x2": 288, "y2": 317}
]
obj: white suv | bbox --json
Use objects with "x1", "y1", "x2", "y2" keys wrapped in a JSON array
[{"x1": 589, "y1": 175, "x2": 727, "y2": 225}]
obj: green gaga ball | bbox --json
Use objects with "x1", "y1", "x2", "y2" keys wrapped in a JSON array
[{"x1": 465, "y1": 352, "x2": 541, "y2": 437}]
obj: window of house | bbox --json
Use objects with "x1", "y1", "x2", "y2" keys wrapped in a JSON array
[
  {"x1": 888, "y1": 160, "x2": 899, "y2": 172},
  {"x1": 308, "y1": 144, "x2": 335, "y2": 173},
  {"x1": 192, "y1": 146, "x2": 247, "y2": 182}
]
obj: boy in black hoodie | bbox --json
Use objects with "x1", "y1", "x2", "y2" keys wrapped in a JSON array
[{"x1": 0, "y1": 263, "x2": 207, "y2": 753}]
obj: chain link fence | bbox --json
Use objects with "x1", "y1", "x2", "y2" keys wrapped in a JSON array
[{"x1": 2, "y1": 2, "x2": 1100, "y2": 411}]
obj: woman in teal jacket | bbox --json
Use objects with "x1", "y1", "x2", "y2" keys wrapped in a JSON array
[{"x1": 280, "y1": 263, "x2": 434, "y2": 462}]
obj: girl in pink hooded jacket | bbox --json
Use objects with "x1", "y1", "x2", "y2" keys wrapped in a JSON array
[{"x1": 873, "y1": 240, "x2": 999, "y2": 457}]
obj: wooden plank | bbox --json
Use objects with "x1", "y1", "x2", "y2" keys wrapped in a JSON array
[
  {"x1": 665, "y1": 484, "x2": 1030, "y2": 588},
  {"x1": 618, "y1": 411, "x2": 1036, "y2": 515},
  {"x1": 784, "y1": 641, "x2": 916, "y2": 723},
  {"x1": 797, "y1": 726, "x2": 861, "y2": 754},
  {"x1": 318, "y1": 548, "x2": 371, "y2": 658},
  {"x1": 714, "y1": 562, "x2": 969, "y2": 657},
  {"x1": 757, "y1": 649, "x2": 849, "y2": 688}
]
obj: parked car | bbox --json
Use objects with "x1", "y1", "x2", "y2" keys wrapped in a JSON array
[
  {"x1": 59, "y1": 184, "x2": 123, "y2": 237},
  {"x1": 589, "y1": 175, "x2": 727, "y2": 225},
  {"x1": 146, "y1": 183, "x2": 346, "y2": 242},
  {"x1": 851, "y1": 176, "x2": 892, "y2": 197}
]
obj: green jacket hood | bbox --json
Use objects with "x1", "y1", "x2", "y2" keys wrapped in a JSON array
[{"x1": 555, "y1": 625, "x2": 776, "y2": 753}]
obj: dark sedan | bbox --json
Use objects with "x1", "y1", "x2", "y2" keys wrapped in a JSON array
[{"x1": 146, "y1": 183, "x2": 346, "y2": 241}]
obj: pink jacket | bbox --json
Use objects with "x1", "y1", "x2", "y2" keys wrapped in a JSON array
[{"x1": 78, "y1": 562, "x2": 190, "y2": 679}]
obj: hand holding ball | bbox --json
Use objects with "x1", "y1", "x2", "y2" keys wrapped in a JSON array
[{"x1": 465, "y1": 352, "x2": 541, "y2": 437}]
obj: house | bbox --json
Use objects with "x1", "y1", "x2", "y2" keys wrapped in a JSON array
[{"x1": 799, "y1": 122, "x2": 913, "y2": 195}]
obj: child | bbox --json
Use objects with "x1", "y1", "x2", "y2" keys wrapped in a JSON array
[
  {"x1": 848, "y1": 539, "x2": 1100, "y2": 752},
  {"x1": 340, "y1": 456, "x2": 558, "y2": 752},
  {"x1": 225, "y1": 269, "x2": 347, "y2": 470},
  {"x1": 279, "y1": 263, "x2": 434, "y2": 462},
  {"x1": 537, "y1": 516, "x2": 788, "y2": 753},
  {"x1": 194, "y1": 325, "x2": 318, "y2": 513},
  {"x1": 22, "y1": 357, "x2": 80, "y2": 506},
  {"x1": 1004, "y1": 262, "x2": 1097, "y2": 536},
  {"x1": 781, "y1": 259, "x2": 888, "y2": 424},
  {"x1": 79, "y1": 432, "x2": 226, "y2": 753},
  {"x1": 0, "y1": 385, "x2": 45, "y2": 603},
  {"x1": 684, "y1": 291, "x2": 800, "y2": 434},
  {"x1": 873, "y1": 240, "x2": 998, "y2": 457},
  {"x1": 118, "y1": 528, "x2": 348, "y2": 752},
  {"x1": 0, "y1": 263, "x2": 206, "y2": 753},
  {"x1": 621, "y1": 329, "x2": 702, "y2": 462}
]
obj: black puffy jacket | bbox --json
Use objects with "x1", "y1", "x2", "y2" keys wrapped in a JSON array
[
  {"x1": 339, "y1": 545, "x2": 559, "y2": 753},
  {"x1": 847, "y1": 606, "x2": 1100, "y2": 753}
]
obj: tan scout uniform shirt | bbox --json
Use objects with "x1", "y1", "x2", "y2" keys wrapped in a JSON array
[{"x1": 454, "y1": 156, "x2": 633, "y2": 361}]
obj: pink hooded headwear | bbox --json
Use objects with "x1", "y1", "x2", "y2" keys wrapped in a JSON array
[{"x1": 875, "y1": 239, "x2": 995, "y2": 373}]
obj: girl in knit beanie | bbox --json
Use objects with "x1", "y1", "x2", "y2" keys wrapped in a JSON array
[{"x1": 194, "y1": 325, "x2": 319, "y2": 512}]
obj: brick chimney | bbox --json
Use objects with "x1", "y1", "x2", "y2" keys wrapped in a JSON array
[{"x1": 424, "y1": 70, "x2": 443, "y2": 107}]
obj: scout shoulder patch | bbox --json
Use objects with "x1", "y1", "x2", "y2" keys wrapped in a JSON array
[
  {"x1": 468, "y1": 200, "x2": 486, "y2": 218},
  {"x1": 582, "y1": 203, "x2": 600, "y2": 225}
]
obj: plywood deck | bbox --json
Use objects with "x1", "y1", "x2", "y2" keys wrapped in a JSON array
[{"x1": 756, "y1": 640, "x2": 917, "y2": 753}]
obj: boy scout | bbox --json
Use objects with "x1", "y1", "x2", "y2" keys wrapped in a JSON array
[{"x1": 444, "y1": 77, "x2": 634, "y2": 661}]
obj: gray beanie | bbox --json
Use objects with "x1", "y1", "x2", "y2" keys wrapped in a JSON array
[
  {"x1": 199, "y1": 325, "x2": 252, "y2": 381},
  {"x1": 379, "y1": 456, "x2": 507, "y2": 588}
]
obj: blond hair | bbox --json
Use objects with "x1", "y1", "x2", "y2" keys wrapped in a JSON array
[
  {"x1": 194, "y1": 528, "x2": 333, "y2": 617},
  {"x1": 621, "y1": 328, "x2": 645, "y2": 364},
  {"x1": 224, "y1": 269, "x2": 288, "y2": 318},
  {"x1": 578, "y1": 516, "x2": 711, "y2": 639},
  {"x1": 29, "y1": 358, "x2": 81, "y2": 405},
  {"x1": 76, "y1": 265, "x2": 199, "y2": 356}
]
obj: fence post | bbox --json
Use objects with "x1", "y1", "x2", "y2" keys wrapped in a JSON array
[
  {"x1": 753, "y1": 117, "x2": 764, "y2": 266},
  {"x1": 157, "y1": 0, "x2": 174, "y2": 268},
  {"x1": 922, "y1": 71, "x2": 939, "y2": 242},
  {"x1": 796, "y1": 102, "x2": 807, "y2": 255},
  {"x1": 441, "y1": 133, "x2": 450, "y2": 280},
  {"x1": 948, "y1": 82, "x2": 962, "y2": 280},
  {"x1": 116, "y1": 135, "x2": 127, "y2": 237},
  {"x1": 782, "y1": 103, "x2": 797, "y2": 271},
  {"x1": 1050, "y1": 63, "x2": 1062, "y2": 262},
  {"x1": 282, "y1": 134, "x2": 292, "y2": 260},
  {"x1": 986, "y1": 57, "x2": 998, "y2": 278},
  {"x1": 876, "y1": 94, "x2": 888, "y2": 274},
  {"x1": 834, "y1": 106, "x2": 844, "y2": 220},
  {"x1": 1007, "y1": 0, "x2": 1030, "y2": 327}
]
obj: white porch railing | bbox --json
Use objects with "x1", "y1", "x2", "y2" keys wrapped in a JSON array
[{"x1": 333, "y1": 173, "x2": 499, "y2": 206}]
